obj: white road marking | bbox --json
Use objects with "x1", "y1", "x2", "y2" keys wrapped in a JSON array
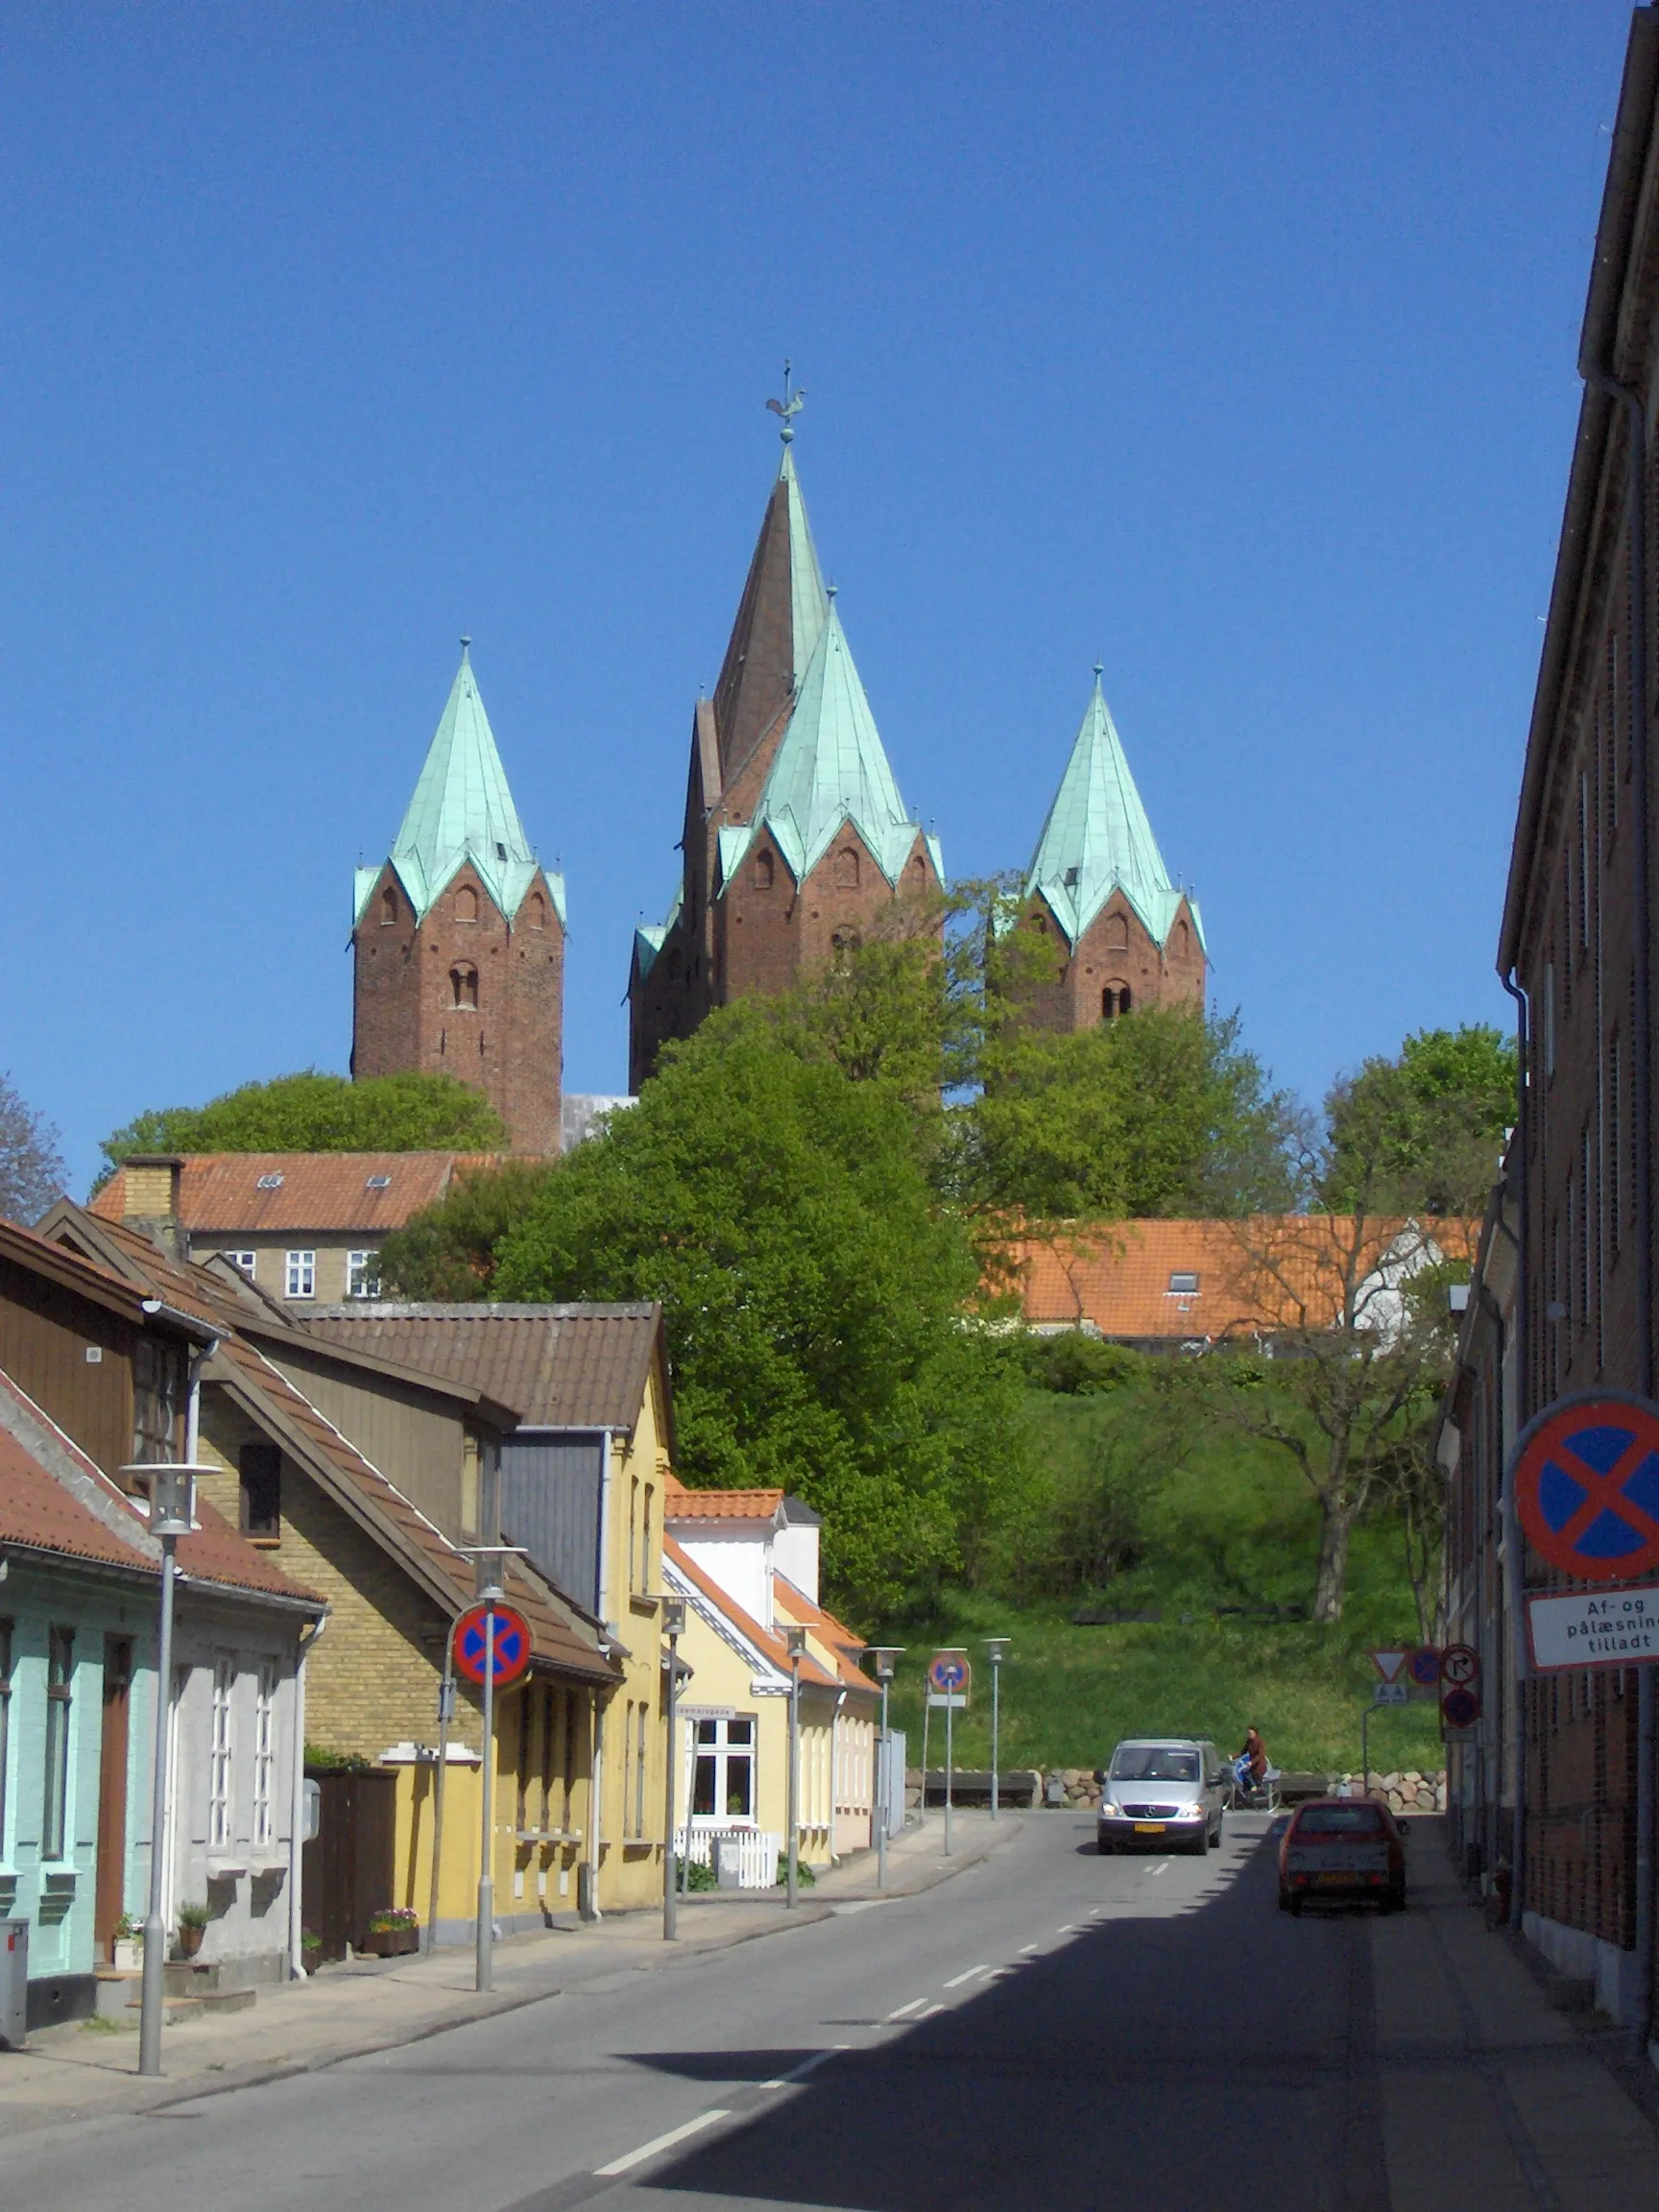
[
  {"x1": 943, "y1": 1962, "x2": 992, "y2": 1988},
  {"x1": 759, "y1": 2045, "x2": 849, "y2": 2089},
  {"x1": 1055, "y1": 1923, "x2": 1075, "y2": 1933},
  {"x1": 886, "y1": 1997, "x2": 929, "y2": 2021},
  {"x1": 595, "y1": 2109, "x2": 731, "y2": 2176},
  {"x1": 1019, "y1": 1943, "x2": 1040, "y2": 1955},
  {"x1": 1151, "y1": 1863, "x2": 1169, "y2": 1877},
  {"x1": 919, "y1": 2004, "x2": 946, "y2": 2019}
]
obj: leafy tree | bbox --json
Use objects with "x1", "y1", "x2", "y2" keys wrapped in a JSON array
[
  {"x1": 0, "y1": 1073, "x2": 67, "y2": 1225},
  {"x1": 377, "y1": 1159, "x2": 558, "y2": 1299},
  {"x1": 99, "y1": 1070, "x2": 507, "y2": 1181},
  {"x1": 1327, "y1": 1024, "x2": 1515, "y2": 1217},
  {"x1": 488, "y1": 1006, "x2": 1030, "y2": 1613},
  {"x1": 1020, "y1": 1331, "x2": 1148, "y2": 1396}
]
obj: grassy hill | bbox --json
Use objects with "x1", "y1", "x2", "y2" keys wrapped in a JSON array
[{"x1": 869, "y1": 1386, "x2": 1443, "y2": 1776}]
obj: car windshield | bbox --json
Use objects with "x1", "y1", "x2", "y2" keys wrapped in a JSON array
[
  {"x1": 1295, "y1": 1804, "x2": 1386, "y2": 1837},
  {"x1": 1111, "y1": 1747, "x2": 1199, "y2": 1782}
]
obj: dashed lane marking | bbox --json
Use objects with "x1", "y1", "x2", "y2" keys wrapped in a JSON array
[
  {"x1": 759, "y1": 2045, "x2": 849, "y2": 2090},
  {"x1": 594, "y1": 2109, "x2": 731, "y2": 2177},
  {"x1": 1019, "y1": 1944, "x2": 1040, "y2": 1954},
  {"x1": 919, "y1": 2004, "x2": 947, "y2": 2019},
  {"x1": 886, "y1": 1997, "x2": 929, "y2": 2021},
  {"x1": 943, "y1": 1963, "x2": 992, "y2": 1988}
]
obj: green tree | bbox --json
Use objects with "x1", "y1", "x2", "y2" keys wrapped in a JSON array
[
  {"x1": 488, "y1": 1006, "x2": 1030, "y2": 1613},
  {"x1": 1327, "y1": 1024, "x2": 1515, "y2": 1217},
  {"x1": 99, "y1": 1070, "x2": 507, "y2": 1182},
  {"x1": 377, "y1": 1159, "x2": 558, "y2": 1298}
]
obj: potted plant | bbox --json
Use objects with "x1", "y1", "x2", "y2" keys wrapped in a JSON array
[
  {"x1": 301, "y1": 1931, "x2": 324, "y2": 1974},
  {"x1": 111, "y1": 1912, "x2": 143, "y2": 1972},
  {"x1": 176, "y1": 1902, "x2": 210, "y2": 1960},
  {"x1": 361, "y1": 1906, "x2": 420, "y2": 1958}
]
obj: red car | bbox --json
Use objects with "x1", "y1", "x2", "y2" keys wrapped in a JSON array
[{"x1": 1278, "y1": 1796, "x2": 1406, "y2": 1914}]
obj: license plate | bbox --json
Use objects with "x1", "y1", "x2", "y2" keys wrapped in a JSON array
[
  {"x1": 1313, "y1": 1871, "x2": 1357, "y2": 1887},
  {"x1": 1133, "y1": 1822, "x2": 1166, "y2": 1834}
]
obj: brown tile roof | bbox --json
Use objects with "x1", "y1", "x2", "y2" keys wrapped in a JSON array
[
  {"x1": 90, "y1": 1154, "x2": 515, "y2": 1235},
  {"x1": 662, "y1": 1534, "x2": 840, "y2": 1691},
  {"x1": 305, "y1": 1305, "x2": 664, "y2": 1437},
  {"x1": 1009, "y1": 1216, "x2": 1478, "y2": 1339},
  {"x1": 0, "y1": 1214, "x2": 219, "y2": 1340},
  {"x1": 662, "y1": 1476, "x2": 784, "y2": 1523}
]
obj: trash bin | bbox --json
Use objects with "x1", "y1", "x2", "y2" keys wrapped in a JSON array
[
  {"x1": 0, "y1": 1919, "x2": 27, "y2": 2050},
  {"x1": 712, "y1": 1837, "x2": 743, "y2": 1889}
]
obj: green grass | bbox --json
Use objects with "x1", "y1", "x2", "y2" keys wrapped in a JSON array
[{"x1": 866, "y1": 1390, "x2": 1442, "y2": 1776}]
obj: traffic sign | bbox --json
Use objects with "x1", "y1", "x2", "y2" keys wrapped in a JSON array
[
  {"x1": 1528, "y1": 1583, "x2": 1659, "y2": 1671},
  {"x1": 1440, "y1": 1644, "x2": 1479, "y2": 1689},
  {"x1": 452, "y1": 1600, "x2": 532, "y2": 1689},
  {"x1": 1373, "y1": 1682, "x2": 1409, "y2": 1706},
  {"x1": 1407, "y1": 1647, "x2": 1442, "y2": 1690},
  {"x1": 927, "y1": 1649, "x2": 971, "y2": 1699},
  {"x1": 1370, "y1": 1650, "x2": 1407, "y2": 1683},
  {"x1": 1513, "y1": 1392, "x2": 1659, "y2": 1581},
  {"x1": 1441, "y1": 1685, "x2": 1480, "y2": 1731}
]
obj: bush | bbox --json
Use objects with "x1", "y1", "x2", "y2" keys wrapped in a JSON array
[{"x1": 1020, "y1": 1332, "x2": 1147, "y2": 1396}]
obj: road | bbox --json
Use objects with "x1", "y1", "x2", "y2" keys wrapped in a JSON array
[{"x1": 0, "y1": 1810, "x2": 1386, "y2": 2212}]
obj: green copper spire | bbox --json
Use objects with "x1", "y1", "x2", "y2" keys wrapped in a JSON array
[
  {"x1": 1024, "y1": 669, "x2": 1202, "y2": 952},
  {"x1": 354, "y1": 642, "x2": 565, "y2": 929},
  {"x1": 717, "y1": 592, "x2": 941, "y2": 892}
]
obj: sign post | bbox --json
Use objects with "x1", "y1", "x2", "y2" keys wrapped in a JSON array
[
  {"x1": 453, "y1": 1563, "x2": 531, "y2": 1994},
  {"x1": 868, "y1": 1648, "x2": 903, "y2": 1890},
  {"x1": 661, "y1": 1596, "x2": 686, "y2": 1941},
  {"x1": 127, "y1": 1464, "x2": 200, "y2": 2079},
  {"x1": 927, "y1": 1652, "x2": 971, "y2": 1856},
  {"x1": 782, "y1": 1626, "x2": 807, "y2": 1908}
]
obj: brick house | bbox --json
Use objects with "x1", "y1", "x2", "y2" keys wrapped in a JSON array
[
  {"x1": 628, "y1": 423, "x2": 942, "y2": 1090},
  {"x1": 351, "y1": 642, "x2": 566, "y2": 1155}
]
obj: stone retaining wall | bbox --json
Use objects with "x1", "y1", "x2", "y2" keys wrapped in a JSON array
[{"x1": 1040, "y1": 1767, "x2": 1448, "y2": 1815}]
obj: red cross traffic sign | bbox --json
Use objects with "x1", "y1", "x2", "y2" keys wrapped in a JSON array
[
  {"x1": 927, "y1": 1649, "x2": 971, "y2": 1697},
  {"x1": 452, "y1": 1600, "x2": 533, "y2": 1689},
  {"x1": 1513, "y1": 1392, "x2": 1659, "y2": 1582}
]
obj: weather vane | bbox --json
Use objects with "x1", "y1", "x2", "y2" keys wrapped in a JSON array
[{"x1": 765, "y1": 360, "x2": 805, "y2": 443}]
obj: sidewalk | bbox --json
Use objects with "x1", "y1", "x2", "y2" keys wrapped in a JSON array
[
  {"x1": 0, "y1": 1808, "x2": 1019, "y2": 2131},
  {"x1": 1372, "y1": 1822, "x2": 1659, "y2": 2212}
]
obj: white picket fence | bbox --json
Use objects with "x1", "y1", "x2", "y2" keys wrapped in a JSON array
[{"x1": 675, "y1": 1826, "x2": 781, "y2": 1889}]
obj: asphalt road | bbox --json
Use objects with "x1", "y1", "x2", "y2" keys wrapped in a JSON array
[{"x1": 0, "y1": 1809, "x2": 1388, "y2": 2212}]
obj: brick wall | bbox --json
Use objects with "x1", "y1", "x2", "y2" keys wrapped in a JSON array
[{"x1": 1015, "y1": 891, "x2": 1207, "y2": 1034}]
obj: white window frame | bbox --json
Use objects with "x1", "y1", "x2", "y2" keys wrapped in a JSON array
[
  {"x1": 252, "y1": 1661, "x2": 276, "y2": 1851},
  {"x1": 228, "y1": 1251, "x2": 257, "y2": 1277},
  {"x1": 209, "y1": 1654, "x2": 235, "y2": 1851},
  {"x1": 690, "y1": 1715, "x2": 757, "y2": 1827},
  {"x1": 285, "y1": 1250, "x2": 316, "y2": 1300},
  {"x1": 347, "y1": 1249, "x2": 381, "y2": 1299}
]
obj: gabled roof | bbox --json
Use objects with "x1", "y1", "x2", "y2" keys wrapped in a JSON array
[
  {"x1": 663, "y1": 1476, "x2": 784, "y2": 1526},
  {"x1": 711, "y1": 447, "x2": 829, "y2": 787},
  {"x1": 771, "y1": 1575, "x2": 877, "y2": 1701},
  {"x1": 89, "y1": 1154, "x2": 509, "y2": 1235},
  {"x1": 1023, "y1": 672, "x2": 1202, "y2": 955},
  {"x1": 305, "y1": 1304, "x2": 666, "y2": 1440},
  {"x1": 352, "y1": 645, "x2": 566, "y2": 930},
  {"x1": 663, "y1": 1534, "x2": 840, "y2": 1692},
  {"x1": 718, "y1": 597, "x2": 940, "y2": 895}
]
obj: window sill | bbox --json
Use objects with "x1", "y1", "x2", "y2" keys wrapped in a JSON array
[
  {"x1": 514, "y1": 1827, "x2": 582, "y2": 1845},
  {"x1": 622, "y1": 1840, "x2": 658, "y2": 1858},
  {"x1": 629, "y1": 1594, "x2": 660, "y2": 1617},
  {"x1": 39, "y1": 1864, "x2": 78, "y2": 1885}
]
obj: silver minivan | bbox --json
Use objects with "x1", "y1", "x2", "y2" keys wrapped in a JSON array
[{"x1": 1096, "y1": 1738, "x2": 1227, "y2": 1855}]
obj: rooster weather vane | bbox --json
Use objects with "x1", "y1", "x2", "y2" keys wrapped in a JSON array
[{"x1": 765, "y1": 361, "x2": 805, "y2": 443}]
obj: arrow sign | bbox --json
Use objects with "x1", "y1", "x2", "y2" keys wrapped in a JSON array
[
  {"x1": 1370, "y1": 1650, "x2": 1407, "y2": 1683},
  {"x1": 1513, "y1": 1392, "x2": 1659, "y2": 1581},
  {"x1": 1441, "y1": 1644, "x2": 1479, "y2": 1689}
]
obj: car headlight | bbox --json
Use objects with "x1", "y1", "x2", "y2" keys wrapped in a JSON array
[
  {"x1": 1175, "y1": 1803, "x2": 1204, "y2": 1819},
  {"x1": 1099, "y1": 1803, "x2": 1121, "y2": 1819}
]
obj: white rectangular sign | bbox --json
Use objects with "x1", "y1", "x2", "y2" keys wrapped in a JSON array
[
  {"x1": 926, "y1": 1694, "x2": 967, "y2": 1710},
  {"x1": 1527, "y1": 1583, "x2": 1659, "y2": 1671},
  {"x1": 1373, "y1": 1683, "x2": 1408, "y2": 1706}
]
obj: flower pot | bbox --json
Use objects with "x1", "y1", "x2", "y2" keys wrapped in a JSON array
[
  {"x1": 177, "y1": 1923, "x2": 205, "y2": 1960},
  {"x1": 361, "y1": 1925, "x2": 419, "y2": 1957},
  {"x1": 112, "y1": 1938, "x2": 143, "y2": 1972}
]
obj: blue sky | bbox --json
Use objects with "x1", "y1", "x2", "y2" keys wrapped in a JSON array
[{"x1": 0, "y1": 3, "x2": 1634, "y2": 1190}]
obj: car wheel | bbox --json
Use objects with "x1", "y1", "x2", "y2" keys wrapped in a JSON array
[{"x1": 1185, "y1": 1823, "x2": 1208, "y2": 1856}]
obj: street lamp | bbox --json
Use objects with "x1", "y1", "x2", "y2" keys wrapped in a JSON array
[
  {"x1": 460, "y1": 1546, "x2": 527, "y2": 1996},
  {"x1": 661, "y1": 1596, "x2": 686, "y2": 1941},
  {"x1": 983, "y1": 1640, "x2": 1011, "y2": 1819},
  {"x1": 125, "y1": 1463, "x2": 197, "y2": 2080},
  {"x1": 867, "y1": 1648, "x2": 904, "y2": 1890},
  {"x1": 782, "y1": 1625, "x2": 807, "y2": 1908}
]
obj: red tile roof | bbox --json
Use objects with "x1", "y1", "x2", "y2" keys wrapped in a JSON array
[
  {"x1": 772, "y1": 1577, "x2": 877, "y2": 1702},
  {"x1": 663, "y1": 1535, "x2": 840, "y2": 1691},
  {"x1": 663, "y1": 1477, "x2": 785, "y2": 1523},
  {"x1": 90, "y1": 1154, "x2": 515, "y2": 1235}
]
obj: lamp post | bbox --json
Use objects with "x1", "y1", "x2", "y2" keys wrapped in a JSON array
[
  {"x1": 983, "y1": 1639, "x2": 1011, "y2": 1819},
  {"x1": 461, "y1": 1546, "x2": 527, "y2": 1996},
  {"x1": 130, "y1": 1464, "x2": 197, "y2": 2079},
  {"x1": 868, "y1": 1648, "x2": 903, "y2": 1890},
  {"x1": 661, "y1": 1596, "x2": 686, "y2": 1941},
  {"x1": 783, "y1": 1626, "x2": 807, "y2": 1908}
]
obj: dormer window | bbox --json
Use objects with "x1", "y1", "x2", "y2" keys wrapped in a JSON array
[
  {"x1": 256, "y1": 1172, "x2": 284, "y2": 1190},
  {"x1": 1063, "y1": 866, "x2": 1080, "y2": 889},
  {"x1": 365, "y1": 1174, "x2": 392, "y2": 1190}
]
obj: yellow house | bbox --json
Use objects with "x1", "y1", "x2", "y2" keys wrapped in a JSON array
[{"x1": 662, "y1": 1480, "x2": 878, "y2": 1880}]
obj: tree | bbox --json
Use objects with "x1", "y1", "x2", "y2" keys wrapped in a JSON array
[
  {"x1": 487, "y1": 1006, "x2": 1030, "y2": 1613},
  {"x1": 0, "y1": 1073, "x2": 67, "y2": 1225},
  {"x1": 99, "y1": 1070, "x2": 507, "y2": 1180},
  {"x1": 1327, "y1": 1024, "x2": 1515, "y2": 1217},
  {"x1": 378, "y1": 1159, "x2": 558, "y2": 1298}
]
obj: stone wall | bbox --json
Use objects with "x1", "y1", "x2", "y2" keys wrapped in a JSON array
[{"x1": 1040, "y1": 1767, "x2": 1448, "y2": 1815}]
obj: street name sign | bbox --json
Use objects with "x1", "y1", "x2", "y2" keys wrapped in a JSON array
[
  {"x1": 1513, "y1": 1392, "x2": 1659, "y2": 1580},
  {"x1": 926, "y1": 1694, "x2": 968, "y2": 1710},
  {"x1": 1527, "y1": 1583, "x2": 1659, "y2": 1671},
  {"x1": 452, "y1": 1600, "x2": 532, "y2": 1689}
]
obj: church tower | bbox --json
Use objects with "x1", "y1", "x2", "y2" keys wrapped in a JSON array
[
  {"x1": 629, "y1": 391, "x2": 941, "y2": 1089},
  {"x1": 1016, "y1": 669, "x2": 1206, "y2": 1029},
  {"x1": 352, "y1": 643, "x2": 566, "y2": 1154}
]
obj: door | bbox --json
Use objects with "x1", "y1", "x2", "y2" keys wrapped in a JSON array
[
  {"x1": 95, "y1": 1639, "x2": 132, "y2": 1960},
  {"x1": 302, "y1": 1770, "x2": 397, "y2": 1961}
]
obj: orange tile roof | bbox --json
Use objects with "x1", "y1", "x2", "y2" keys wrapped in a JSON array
[
  {"x1": 663, "y1": 1534, "x2": 840, "y2": 1691},
  {"x1": 772, "y1": 1577, "x2": 878, "y2": 1701},
  {"x1": 90, "y1": 1153, "x2": 514, "y2": 1235},
  {"x1": 1010, "y1": 1215, "x2": 1478, "y2": 1339},
  {"x1": 663, "y1": 1476, "x2": 785, "y2": 1523}
]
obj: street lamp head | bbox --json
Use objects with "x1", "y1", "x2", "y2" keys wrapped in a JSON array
[
  {"x1": 122, "y1": 1463, "x2": 198, "y2": 1539},
  {"x1": 868, "y1": 1645, "x2": 904, "y2": 1683},
  {"x1": 782, "y1": 1624, "x2": 808, "y2": 1658},
  {"x1": 983, "y1": 1637, "x2": 1011, "y2": 1665},
  {"x1": 661, "y1": 1595, "x2": 687, "y2": 1637}
]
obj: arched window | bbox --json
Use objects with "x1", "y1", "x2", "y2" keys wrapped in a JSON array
[
  {"x1": 909, "y1": 854, "x2": 926, "y2": 886},
  {"x1": 1030, "y1": 911, "x2": 1048, "y2": 936},
  {"x1": 450, "y1": 964, "x2": 479, "y2": 1011},
  {"x1": 526, "y1": 892, "x2": 546, "y2": 929},
  {"x1": 1173, "y1": 919, "x2": 1190, "y2": 958},
  {"x1": 379, "y1": 885, "x2": 397, "y2": 926},
  {"x1": 834, "y1": 846, "x2": 860, "y2": 889},
  {"x1": 455, "y1": 884, "x2": 478, "y2": 923},
  {"x1": 1104, "y1": 913, "x2": 1129, "y2": 951},
  {"x1": 1102, "y1": 983, "x2": 1132, "y2": 1022},
  {"x1": 755, "y1": 851, "x2": 775, "y2": 890},
  {"x1": 830, "y1": 925, "x2": 861, "y2": 968}
]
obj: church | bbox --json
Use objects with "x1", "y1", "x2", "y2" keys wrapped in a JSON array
[{"x1": 349, "y1": 397, "x2": 1205, "y2": 1150}]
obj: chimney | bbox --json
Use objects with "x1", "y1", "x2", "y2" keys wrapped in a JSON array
[{"x1": 122, "y1": 1154, "x2": 186, "y2": 1264}]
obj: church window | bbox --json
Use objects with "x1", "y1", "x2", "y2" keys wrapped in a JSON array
[
  {"x1": 456, "y1": 884, "x2": 478, "y2": 923},
  {"x1": 834, "y1": 847, "x2": 860, "y2": 889},
  {"x1": 755, "y1": 852, "x2": 775, "y2": 890},
  {"x1": 450, "y1": 963, "x2": 479, "y2": 1011},
  {"x1": 1031, "y1": 912, "x2": 1048, "y2": 935},
  {"x1": 379, "y1": 885, "x2": 397, "y2": 926},
  {"x1": 1173, "y1": 919, "x2": 1190, "y2": 958},
  {"x1": 527, "y1": 892, "x2": 546, "y2": 929},
  {"x1": 1102, "y1": 984, "x2": 1132, "y2": 1022},
  {"x1": 1104, "y1": 913, "x2": 1129, "y2": 951},
  {"x1": 830, "y1": 926, "x2": 861, "y2": 968},
  {"x1": 909, "y1": 854, "x2": 926, "y2": 886}
]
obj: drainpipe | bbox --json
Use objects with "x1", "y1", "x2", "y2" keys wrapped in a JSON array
[
  {"x1": 1580, "y1": 361, "x2": 1653, "y2": 2053},
  {"x1": 1499, "y1": 978, "x2": 1529, "y2": 1936},
  {"x1": 289, "y1": 1614, "x2": 326, "y2": 1978}
]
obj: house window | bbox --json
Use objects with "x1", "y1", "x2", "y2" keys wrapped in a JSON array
[
  {"x1": 1173, "y1": 919, "x2": 1190, "y2": 958},
  {"x1": 285, "y1": 1251, "x2": 316, "y2": 1300},
  {"x1": 830, "y1": 926, "x2": 860, "y2": 967},
  {"x1": 621, "y1": 1702, "x2": 636, "y2": 1839},
  {"x1": 628, "y1": 1477, "x2": 638, "y2": 1593},
  {"x1": 691, "y1": 1716, "x2": 755, "y2": 1822},
  {"x1": 42, "y1": 1627, "x2": 73, "y2": 1863},
  {"x1": 252, "y1": 1662, "x2": 276, "y2": 1850},
  {"x1": 209, "y1": 1655, "x2": 235, "y2": 1852},
  {"x1": 635, "y1": 1704, "x2": 648, "y2": 1841},
  {"x1": 347, "y1": 1250, "x2": 381, "y2": 1299},
  {"x1": 228, "y1": 1251, "x2": 257, "y2": 1277},
  {"x1": 450, "y1": 964, "x2": 479, "y2": 1011},
  {"x1": 239, "y1": 1443, "x2": 281, "y2": 1540},
  {"x1": 909, "y1": 854, "x2": 926, "y2": 886},
  {"x1": 455, "y1": 884, "x2": 478, "y2": 922},
  {"x1": 642, "y1": 1485, "x2": 654, "y2": 1583},
  {"x1": 132, "y1": 1337, "x2": 180, "y2": 1464},
  {"x1": 0, "y1": 1619, "x2": 12, "y2": 1859}
]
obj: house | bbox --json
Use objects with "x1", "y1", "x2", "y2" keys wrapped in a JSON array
[
  {"x1": 0, "y1": 1219, "x2": 322, "y2": 2026},
  {"x1": 300, "y1": 1301, "x2": 677, "y2": 1912},
  {"x1": 661, "y1": 1479, "x2": 877, "y2": 1880}
]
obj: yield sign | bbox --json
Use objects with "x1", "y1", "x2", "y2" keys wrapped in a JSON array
[
  {"x1": 1513, "y1": 1393, "x2": 1659, "y2": 1582},
  {"x1": 1370, "y1": 1650, "x2": 1407, "y2": 1683}
]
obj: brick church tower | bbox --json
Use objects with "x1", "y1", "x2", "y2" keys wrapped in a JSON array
[
  {"x1": 352, "y1": 642, "x2": 566, "y2": 1153},
  {"x1": 628, "y1": 400, "x2": 942, "y2": 1090},
  {"x1": 1016, "y1": 668, "x2": 1206, "y2": 1030}
]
